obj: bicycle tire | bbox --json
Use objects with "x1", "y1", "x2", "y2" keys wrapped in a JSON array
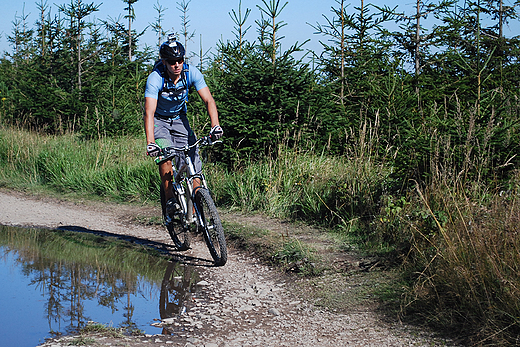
[
  {"x1": 160, "y1": 184, "x2": 190, "y2": 251},
  {"x1": 194, "y1": 188, "x2": 227, "y2": 266}
]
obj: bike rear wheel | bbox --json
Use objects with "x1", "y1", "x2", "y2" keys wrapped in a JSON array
[
  {"x1": 194, "y1": 188, "x2": 227, "y2": 266},
  {"x1": 161, "y1": 184, "x2": 190, "y2": 251}
]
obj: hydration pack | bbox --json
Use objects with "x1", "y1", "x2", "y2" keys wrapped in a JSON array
[{"x1": 152, "y1": 60, "x2": 190, "y2": 104}]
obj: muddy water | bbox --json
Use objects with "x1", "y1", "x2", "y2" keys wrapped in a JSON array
[{"x1": 0, "y1": 225, "x2": 199, "y2": 347}]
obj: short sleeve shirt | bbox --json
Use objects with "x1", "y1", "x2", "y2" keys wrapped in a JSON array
[{"x1": 145, "y1": 62, "x2": 207, "y2": 117}]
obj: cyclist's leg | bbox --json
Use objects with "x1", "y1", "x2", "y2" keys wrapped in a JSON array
[
  {"x1": 170, "y1": 117, "x2": 202, "y2": 220},
  {"x1": 159, "y1": 161, "x2": 174, "y2": 202},
  {"x1": 154, "y1": 117, "x2": 176, "y2": 202}
]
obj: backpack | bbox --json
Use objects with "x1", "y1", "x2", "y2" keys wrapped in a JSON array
[{"x1": 153, "y1": 60, "x2": 190, "y2": 103}]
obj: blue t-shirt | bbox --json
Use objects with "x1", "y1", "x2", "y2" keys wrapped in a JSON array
[{"x1": 145, "y1": 62, "x2": 207, "y2": 117}]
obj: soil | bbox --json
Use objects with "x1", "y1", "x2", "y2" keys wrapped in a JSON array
[{"x1": 0, "y1": 189, "x2": 458, "y2": 347}]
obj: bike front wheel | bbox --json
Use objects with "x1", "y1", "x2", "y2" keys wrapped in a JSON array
[{"x1": 194, "y1": 188, "x2": 227, "y2": 266}]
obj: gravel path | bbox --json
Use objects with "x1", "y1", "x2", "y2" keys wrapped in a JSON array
[{"x1": 0, "y1": 190, "x2": 457, "y2": 347}]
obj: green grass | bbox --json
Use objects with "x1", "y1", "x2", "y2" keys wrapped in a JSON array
[
  {"x1": 0, "y1": 126, "x2": 158, "y2": 202},
  {"x1": 209, "y1": 146, "x2": 390, "y2": 230},
  {"x1": 68, "y1": 336, "x2": 97, "y2": 346},
  {"x1": 223, "y1": 220, "x2": 321, "y2": 275},
  {"x1": 80, "y1": 322, "x2": 126, "y2": 337},
  {"x1": 2, "y1": 125, "x2": 520, "y2": 345}
]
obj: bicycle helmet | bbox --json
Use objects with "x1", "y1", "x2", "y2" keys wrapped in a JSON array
[{"x1": 160, "y1": 33, "x2": 185, "y2": 60}]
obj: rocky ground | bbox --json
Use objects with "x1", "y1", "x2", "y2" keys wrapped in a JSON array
[{"x1": 0, "y1": 190, "x2": 458, "y2": 347}]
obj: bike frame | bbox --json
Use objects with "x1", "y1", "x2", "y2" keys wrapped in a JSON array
[
  {"x1": 158, "y1": 136, "x2": 227, "y2": 265},
  {"x1": 163, "y1": 136, "x2": 216, "y2": 224}
]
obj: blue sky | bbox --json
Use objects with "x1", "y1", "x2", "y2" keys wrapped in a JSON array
[
  {"x1": 0, "y1": 0, "x2": 346, "y2": 59},
  {"x1": 0, "y1": 0, "x2": 346, "y2": 57},
  {"x1": 1, "y1": 0, "x2": 518, "y2": 61}
]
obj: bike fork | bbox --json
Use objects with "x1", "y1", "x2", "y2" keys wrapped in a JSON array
[{"x1": 186, "y1": 198, "x2": 195, "y2": 224}]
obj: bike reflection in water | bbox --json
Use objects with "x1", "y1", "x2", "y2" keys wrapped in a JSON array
[{"x1": 159, "y1": 261, "x2": 200, "y2": 335}]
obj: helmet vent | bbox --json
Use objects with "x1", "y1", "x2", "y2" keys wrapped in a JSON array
[{"x1": 167, "y1": 34, "x2": 177, "y2": 46}]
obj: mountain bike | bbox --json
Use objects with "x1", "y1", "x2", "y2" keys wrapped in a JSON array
[{"x1": 158, "y1": 136, "x2": 227, "y2": 266}]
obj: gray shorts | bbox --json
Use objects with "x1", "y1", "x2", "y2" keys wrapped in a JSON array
[{"x1": 153, "y1": 115, "x2": 202, "y2": 173}]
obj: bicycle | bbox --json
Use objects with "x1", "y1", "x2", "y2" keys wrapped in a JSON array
[{"x1": 158, "y1": 136, "x2": 227, "y2": 266}]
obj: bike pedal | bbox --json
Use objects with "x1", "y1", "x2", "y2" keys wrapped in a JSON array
[{"x1": 166, "y1": 198, "x2": 181, "y2": 216}]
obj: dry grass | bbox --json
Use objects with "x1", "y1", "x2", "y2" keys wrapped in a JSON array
[{"x1": 401, "y1": 171, "x2": 520, "y2": 345}]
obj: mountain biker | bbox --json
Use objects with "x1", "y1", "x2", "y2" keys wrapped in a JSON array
[{"x1": 144, "y1": 34, "x2": 223, "y2": 220}]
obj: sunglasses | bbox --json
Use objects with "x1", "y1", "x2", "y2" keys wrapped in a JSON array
[{"x1": 166, "y1": 58, "x2": 184, "y2": 65}]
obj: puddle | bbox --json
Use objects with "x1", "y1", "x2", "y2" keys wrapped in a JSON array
[{"x1": 0, "y1": 225, "x2": 200, "y2": 347}]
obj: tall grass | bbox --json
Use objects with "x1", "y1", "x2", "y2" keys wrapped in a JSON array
[
  {"x1": 210, "y1": 147, "x2": 390, "y2": 228},
  {"x1": 209, "y1": 114, "x2": 394, "y2": 235},
  {"x1": 0, "y1": 126, "x2": 159, "y2": 202},
  {"x1": 395, "y1": 175, "x2": 520, "y2": 345}
]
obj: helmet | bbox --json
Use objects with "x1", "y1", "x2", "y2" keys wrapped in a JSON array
[{"x1": 160, "y1": 34, "x2": 185, "y2": 60}]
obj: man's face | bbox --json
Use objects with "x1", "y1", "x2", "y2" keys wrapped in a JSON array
[{"x1": 164, "y1": 58, "x2": 184, "y2": 76}]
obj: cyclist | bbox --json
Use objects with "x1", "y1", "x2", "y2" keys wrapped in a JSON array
[{"x1": 144, "y1": 34, "x2": 223, "y2": 221}]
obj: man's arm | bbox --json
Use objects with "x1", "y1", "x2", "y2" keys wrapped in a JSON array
[
  {"x1": 197, "y1": 87, "x2": 219, "y2": 128},
  {"x1": 144, "y1": 96, "x2": 158, "y2": 144}
]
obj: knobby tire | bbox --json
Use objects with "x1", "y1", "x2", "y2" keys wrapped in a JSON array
[{"x1": 194, "y1": 188, "x2": 227, "y2": 266}]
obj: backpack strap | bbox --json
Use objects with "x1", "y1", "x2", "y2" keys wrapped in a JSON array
[
  {"x1": 183, "y1": 63, "x2": 190, "y2": 103},
  {"x1": 153, "y1": 60, "x2": 190, "y2": 115},
  {"x1": 152, "y1": 60, "x2": 167, "y2": 93},
  {"x1": 154, "y1": 60, "x2": 190, "y2": 96}
]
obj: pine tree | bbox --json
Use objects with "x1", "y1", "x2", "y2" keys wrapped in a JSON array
[
  {"x1": 150, "y1": 0, "x2": 168, "y2": 52},
  {"x1": 177, "y1": 0, "x2": 195, "y2": 60},
  {"x1": 123, "y1": 0, "x2": 139, "y2": 61}
]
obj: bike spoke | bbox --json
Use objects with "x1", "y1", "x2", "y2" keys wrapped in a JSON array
[{"x1": 195, "y1": 188, "x2": 227, "y2": 266}]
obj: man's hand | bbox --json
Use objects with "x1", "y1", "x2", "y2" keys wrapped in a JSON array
[
  {"x1": 209, "y1": 125, "x2": 223, "y2": 141},
  {"x1": 146, "y1": 143, "x2": 161, "y2": 157}
]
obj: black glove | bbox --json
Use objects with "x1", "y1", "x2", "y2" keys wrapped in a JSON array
[
  {"x1": 146, "y1": 143, "x2": 161, "y2": 157},
  {"x1": 209, "y1": 125, "x2": 223, "y2": 141}
]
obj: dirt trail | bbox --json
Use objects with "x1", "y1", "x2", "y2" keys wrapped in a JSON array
[{"x1": 0, "y1": 190, "x2": 456, "y2": 347}]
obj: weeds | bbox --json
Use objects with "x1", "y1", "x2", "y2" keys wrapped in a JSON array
[
  {"x1": 210, "y1": 146, "x2": 390, "y2": 231},
  {"x1": 272, "y1": 239, "x2": 320, "y2": 276},
  {"x1": 68, "y1": 336, "x2": 96, "y2": 346},
  {"x1": 79, "y1": 321, "x2": 125, "y2": 338},
  {"x1": 0, "y1": 126, "x2": 157, "y2": 202},
  {"x1": 64, "y1": 322, "x2": 125, "y2": 345},
  {"x1": 223, "y1": 220, "x2": 321, "y2": 276}
]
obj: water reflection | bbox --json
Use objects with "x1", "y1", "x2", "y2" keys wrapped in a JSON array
[{"x1": 0, "y1": 225, "x2": 200, "y2": 346}]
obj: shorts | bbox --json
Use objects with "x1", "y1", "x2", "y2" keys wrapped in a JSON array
[{"x1": 153, "y1": 115, "x2": 202, "y2": 173}]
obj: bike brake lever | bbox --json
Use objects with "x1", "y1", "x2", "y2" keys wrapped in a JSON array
[{"x1": 206, "y1": 137, "x2": 223, "y2": 146}]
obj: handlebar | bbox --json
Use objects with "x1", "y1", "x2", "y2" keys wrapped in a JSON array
[{"x1": 160, "y1": 136, "x2": 221, "y2": 158}]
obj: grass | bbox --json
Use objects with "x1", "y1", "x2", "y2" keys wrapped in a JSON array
[
  {"x1": 395, "y1": 178, "x2": 520, "y2": 345},
  {"x1": 223, "y1": 219, "x2": 322, "y2": 276},
  {"x1": 1, "y1": 125, "x2": 520, "y2": 345},
  {"x1": 67, "y1": 322, "x2": 131, "y2": 344},
  {"x1": 209, "y1": 145, "x2": 390, "y2": 230},
  {"x1": 80, "y1": 322, "x2": 125, "y2": 337},
  {"x1": 0, "y1": 126, "x2": 158, "y2": 202},
  {"x1": 68, "y1": 336, "x2": 97, "y2": 346}
]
